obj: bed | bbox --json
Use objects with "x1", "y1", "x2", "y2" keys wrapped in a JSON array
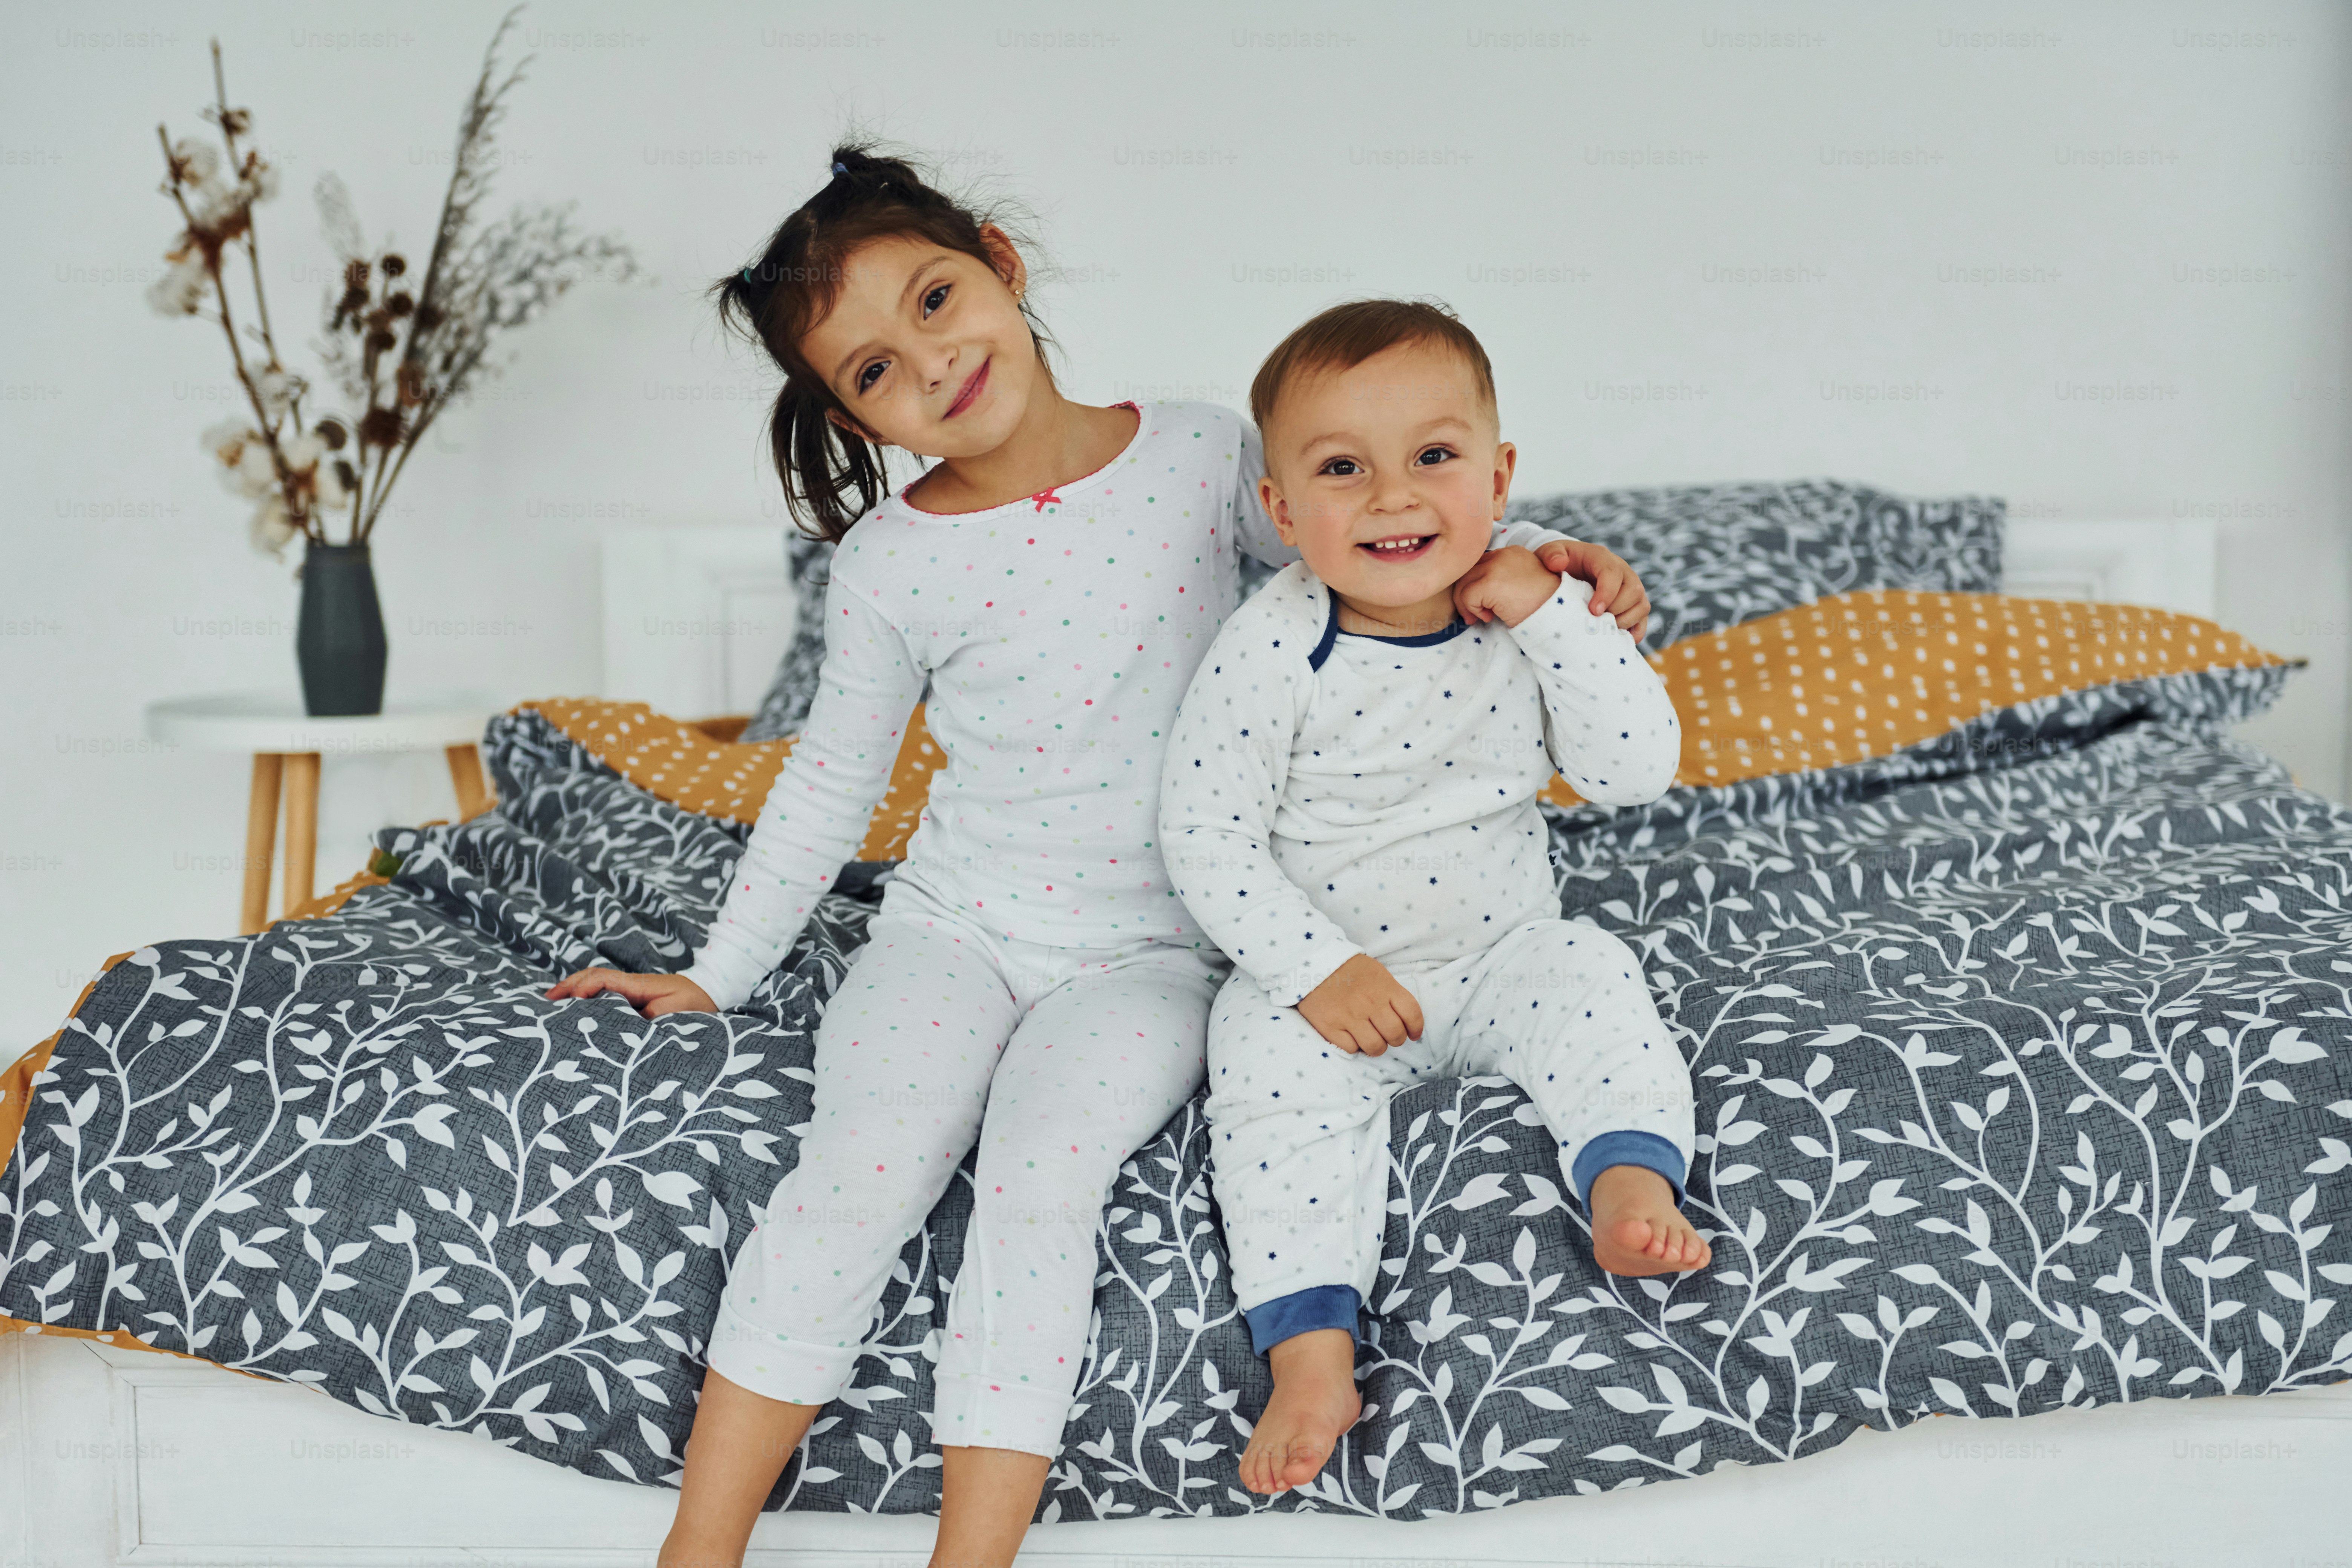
[{"x1": 6, "y1": 483, "x2": 2349, "y2": 1568}]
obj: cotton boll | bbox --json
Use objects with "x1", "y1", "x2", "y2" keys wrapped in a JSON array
[
  {"x1": 230, "y1": 434, "x2": 279, "y2": 500},
  {"x1": 282, "y1": 431, "x2": 324, "y2": 467},
  {"x1": 280, "y1": 431, "x2": 352, "y2": 512},
  {"x1": 201, "y1": 420, "x2": 256, "y2": 466},
  {"x1": 248, "y1": 496, "x2": 297, "y2": 557},
  {"x1": 201, "y1": 422, "x2": 279, "y2": 500},
  {"x1": 187, "y1": 177, "x2": 248, "y2": 229},
  {"x1": 168, "y1": 138, "x2": 220, "y2": 185},
  {"x1": 256, "y1": 366, "x2": 303, "y2": 421},
  {"x1": 146, "y1": 254, "x2": 208, "y2": 317}
]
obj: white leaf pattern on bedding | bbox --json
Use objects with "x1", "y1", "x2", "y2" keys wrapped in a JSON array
[{"x1": 5, "y1": 660, "x2": 2349, "y2": 1520}]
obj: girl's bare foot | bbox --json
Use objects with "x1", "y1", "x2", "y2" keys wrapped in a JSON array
[
  {"x1": 1588, "y1": 1164, "x2": 1713, "y2": 1277},
  {"x1": 1240, "y1": 1327, "x2": 1361, "y2": 1496}
]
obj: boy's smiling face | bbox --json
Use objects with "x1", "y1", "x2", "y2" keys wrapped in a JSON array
[{"x1": 1258, "y1": 338, "x2": 1517, "y2": 633}]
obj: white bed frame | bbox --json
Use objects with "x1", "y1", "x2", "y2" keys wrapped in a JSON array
[{"x1": 25, "y1": 512, "x2": 2342, "y2": 1568}]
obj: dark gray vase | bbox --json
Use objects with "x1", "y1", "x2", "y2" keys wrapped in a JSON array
[{"x1": 295, "y1": 541, "x2": 388, "y2": 716}]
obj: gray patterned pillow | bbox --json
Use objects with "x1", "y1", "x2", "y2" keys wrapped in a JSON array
[
  {"x1": 1506, "y1": 477, "x2": 2004, "y2": 652},
  {"x1": 742, "y1": 478, "x2": 2003, "y2": 736},
  {"x1": 741, "y1": 533, "x2": 834, "y2": 742}
]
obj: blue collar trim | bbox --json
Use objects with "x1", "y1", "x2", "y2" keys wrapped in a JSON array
[
  {"x1": 1307, "y1": 592, "x2": 1342, "y2": 671},
  {"x1": 1306, "y1": 586, "x2": 1469, "y2": 670}
]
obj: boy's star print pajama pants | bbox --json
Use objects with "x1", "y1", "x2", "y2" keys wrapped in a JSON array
[{"x1": 1204, "y1": 915, "x2": 1695, "y2": 1352}]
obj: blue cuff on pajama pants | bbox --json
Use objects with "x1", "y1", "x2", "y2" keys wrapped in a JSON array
[
  {"x1": 1569, "y1": 1130, "x2": 1689, "y2": 1211},
  {"x1": 1241, "y1": 1136, "x2": 1688, "y2": 1355},
  {"x1": 1241, "y1": 1284, "x2": 1363, "y2": 1356}
]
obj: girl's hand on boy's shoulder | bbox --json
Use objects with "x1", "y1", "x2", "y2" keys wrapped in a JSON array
[
  {"x1": 1532, "y1": 539, "x2": 1651, "y2": 644},
  {"x1": 542, "y1": 968, "x2": 719, "y2": 1019},
  {"x1": 1296, "y1": 953, "x2": 1424, "y2": 1057}
]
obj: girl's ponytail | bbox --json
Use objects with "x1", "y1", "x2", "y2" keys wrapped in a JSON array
[{"x1": 709, "y1": 143, "x2": 1054, "y2": 543}]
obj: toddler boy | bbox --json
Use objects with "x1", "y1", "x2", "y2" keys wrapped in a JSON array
[{"x1": 1158, "y1": 299, "x2": 1709, "y2": 1497}]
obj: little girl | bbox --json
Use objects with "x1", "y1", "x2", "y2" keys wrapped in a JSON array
[{"x1": 547, "y1": 145, "x2": 1649, "y2": 1568}]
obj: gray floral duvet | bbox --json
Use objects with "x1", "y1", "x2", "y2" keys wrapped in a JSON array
[{"x1": 5, "y1": 664, "x2": 2348, "y2": 1521}]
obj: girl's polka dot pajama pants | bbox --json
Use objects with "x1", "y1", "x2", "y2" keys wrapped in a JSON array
[{"x1": 706, "y1": 870, "x2": 1227, "y2": 1458}]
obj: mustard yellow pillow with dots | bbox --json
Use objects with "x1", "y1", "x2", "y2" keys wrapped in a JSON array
[
  {"x1": 521, "y1": 697, "x2": 938, "y2": 858},
  {"x1": 1538, "y1": 588, "x2": 2286, "y2": 804},
  {"x1": 527, "y1": 589, "x2": 2283, "y2": 849}
]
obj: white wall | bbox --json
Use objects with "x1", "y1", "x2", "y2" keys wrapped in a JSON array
[{"x1": 4, "y1": 0, "x2": 2347, "y2": 1061}]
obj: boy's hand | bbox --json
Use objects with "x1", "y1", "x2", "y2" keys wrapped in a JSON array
[
  {"x1": 1453, "y1": 545, "x2": 1564, "y2": 630},
  {"x1": 1533, "y1": 538, "x2": 1650, "y2": 643},
  {"x1": 543, "y1": 968, "x2": 718, "y2": 1019},
  {"x1": 1296, "y1": 953, "x2": 1424, "y2": 1056}
]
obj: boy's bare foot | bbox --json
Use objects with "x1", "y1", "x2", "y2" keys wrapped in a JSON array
[
  {"x1": 1588, "y1": 1164, "x2": 1713, "y2": 1277},
  {"x1": 1240, "y1": 1327, "x2": 1361, "y2": 1496}
]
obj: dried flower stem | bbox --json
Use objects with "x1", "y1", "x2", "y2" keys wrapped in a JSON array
[
  {"x1": 156, "y1": 7, "x2": 640, "y2": 560},
  {"x1": 357, "y1": 4, "x2": 526, "y2": 543},
  {"x1": 209, "y1": 39, "x2": 306, "y2": 446},
  {"x1": 155, "y1": 122, "x2": 317, "y2": 546}
]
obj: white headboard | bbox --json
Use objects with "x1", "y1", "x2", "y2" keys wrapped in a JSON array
[
  {"x1": 600, "y1": 524, "x2": 798, "y2": 719},
  {"x1": 1999, "y1": 517, "x2": 2219, "y2": 620},
  {"x1": 597, "y1": 517, "x2": 2222, "y2": 720}
]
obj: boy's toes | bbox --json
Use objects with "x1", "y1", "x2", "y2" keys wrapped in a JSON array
[
  {"x1": 1241, "y1": 1430, "x2": 1316, "y2": 1496},
  {"x1": 1239, "y1": 1372, "x2": 1359, "y2": 1496},
  {"x1": 1277, "y1": 1435, "x2": 1335, "y2": 1492},
  {"x1": 1246, "y1": 1437, "x2": 1319, "y2": 1495},
  {"x1": 1605, "y1": 1214, "x2": 1658, "y2": 1260},
  {"x1": 1595, "y1": 1212, "x2": 1713, "y2": 1277}
]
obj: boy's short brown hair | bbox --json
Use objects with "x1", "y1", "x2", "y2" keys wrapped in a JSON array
[{"x1": 1249, "y1": 297, "x2": 1498, "y2": 438}]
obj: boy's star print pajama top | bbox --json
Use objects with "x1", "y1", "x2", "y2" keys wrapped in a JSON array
[
  {"x1": 677, "y1": 402, "x2": 1575, "y2": 1457},
  {"x1": 1157, "y1": 559, "x2": 1696, "y2": 1354}
]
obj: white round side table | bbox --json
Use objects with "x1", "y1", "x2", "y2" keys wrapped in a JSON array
[{"x1": 144, "y1": 692, "x2": 506, "y2": 934}]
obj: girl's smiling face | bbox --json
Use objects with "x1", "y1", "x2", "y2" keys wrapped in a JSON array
[{"x1": 797, "y1": 228, "x2": 1041, "y2": 460}]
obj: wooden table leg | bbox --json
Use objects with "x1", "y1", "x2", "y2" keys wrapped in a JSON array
[
  {"x1": 240, "y1": 754, "x2": 283, "y2": 936},
  {"x1": 445, "y1": 743, "x2": 490, "y2": 821},
  {"x1": 283, "y1": 752, "x2": 320, "y2": 915}
]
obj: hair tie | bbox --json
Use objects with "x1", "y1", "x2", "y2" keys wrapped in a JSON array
[{"x1": 831, "y1": 160, "x2": 848, "y2": 175}]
